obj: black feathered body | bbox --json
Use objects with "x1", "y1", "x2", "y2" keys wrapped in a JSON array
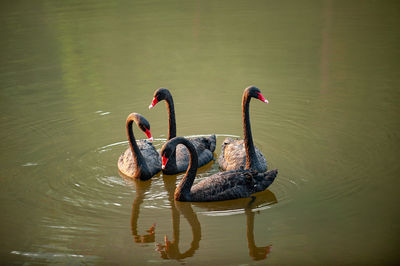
[
  {"x1": 218, "y1": 137, "x2": 267, "y2": 172},
  {"x1": 118, "y1": 140, "x2": 161, "y2": 179},
  {"x1": 161, "y1": 137, "x2": 277, "y2": 202},
  {"x1": 182, "y1": 169, "x2": 277, "y2": 202},
  {"x1": 164, "y1": 135, "x2": 216, "y2": 175}
]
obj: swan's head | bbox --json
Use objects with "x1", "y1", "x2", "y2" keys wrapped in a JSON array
[
  {"x1": 132, "y1": 113, "x2": 153, "y2": 141},
  {"x1": 245, "y1": 86, "x2": 269, "y2": 104},
  {"x1": 160, "y1": 137, "x2": 194, "y2": 170},
  {"x1": 160, "y1": 137, "x2": 180, "y2": 169},
  {"x1": 149, "y1": 88, "x2": 172, "y2": 109},
  {"x1": 160, "y1": 141, "x2": 173, "y2": 170}
]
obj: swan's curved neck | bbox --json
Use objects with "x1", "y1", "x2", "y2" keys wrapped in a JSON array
[
  {"x1": 174, "y1": 138, "x2": 198, "y2": 201},
  {"x1": 164, "y1": 94, "x2": 176, "y2": 140},
  {"x1": 126, "y1": 118, "x2": 145, "y2": 172},
  {"x1": 242, "y1": 93, "x2": 258, "y2": 169}
]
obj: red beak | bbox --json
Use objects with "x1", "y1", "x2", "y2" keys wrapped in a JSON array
[
  {"x1": 257, "y1": 92, "x2": 269, "y2": 103},
  {"x1": 144, "y1": 129, "x2": 153, "y2": 141},
  {"x1": 148, "y1": 97, "x2": 158, "y2": 109},
  {"x1": 161, "y1": 155, "x2": 168, "y2": 170}
]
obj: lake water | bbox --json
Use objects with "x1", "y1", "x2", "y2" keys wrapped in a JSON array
[{"x1": 0, "y1": 0, "x2": 399, "y2": 264}]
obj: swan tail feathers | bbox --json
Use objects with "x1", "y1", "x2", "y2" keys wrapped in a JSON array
[
  {"x1": 252, "y1": 169, "x2": 278, "y2": 193},
  {"x1": 208, "y1": 134, "x2": 217, "y2": 152},
  {"x1": 264, "y1": 169, "x2": 278, "y2": 179}
]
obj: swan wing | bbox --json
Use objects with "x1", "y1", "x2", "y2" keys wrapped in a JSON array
[
  {"x1": 218, "y1": 138, "x2": 246, "y2": 171},
  {"x1": 118, "y1": 140, "x2": 161, "y2": 178},
  {"x1": 175, "y1": 136, "x2": 215, "y2": 171},
  {"x1": 137, "y1": 140, "x2": 162, "y2": 175},
  {"x1": 118, "y1": 148, "x2": 138, "y2": 177},
  {"x1": 190, "y1": 170, "x2": 254, "y2": 202},
  {"x1": 218, "y1": 137, "x2": 267, "y2": 172}
]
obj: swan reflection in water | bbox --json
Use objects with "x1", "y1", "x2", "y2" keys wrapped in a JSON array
[
  {"x1": 245, "y1": 199, "x2": 273, "y2": 261},
  {"x1": 193, "y1": 190, "x2": 277, "y2": 261},
  {"x1": 156, "y1": 173, "x2": 202, "y2": 260},
  {"x1": 123, "y1": 162, "x2": 276, "y2": 261},
  {"x1": 157, "y1": 170, "x2": 277, "y2": 261},
  {"x1": 119, "y1": 173, "x2": 158, "y2": 244},
  {"x1": 125, "y1": 159, "x2": 213, "y2": 248},
  {"x1": 129, "y1": 178, "x2": 156, "y2": 244}
]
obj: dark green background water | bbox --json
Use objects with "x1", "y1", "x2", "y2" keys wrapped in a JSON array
[{"x1": 0, "y1": 0, "x2": 399, "y2": 264}]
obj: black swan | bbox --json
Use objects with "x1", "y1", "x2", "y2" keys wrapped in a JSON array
[
  {"x1": 218, "y1": 86, "x2": 269, "y2": 172},
  {"x1": 118, "y1": 113, "x2": 161, "y2": 180},
  {"x1": 149, "y1": 88, "x2": 216, "y2": 175},
  {"x1": 161, "y1": 137, "x2": 277, "y2": 202}
]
